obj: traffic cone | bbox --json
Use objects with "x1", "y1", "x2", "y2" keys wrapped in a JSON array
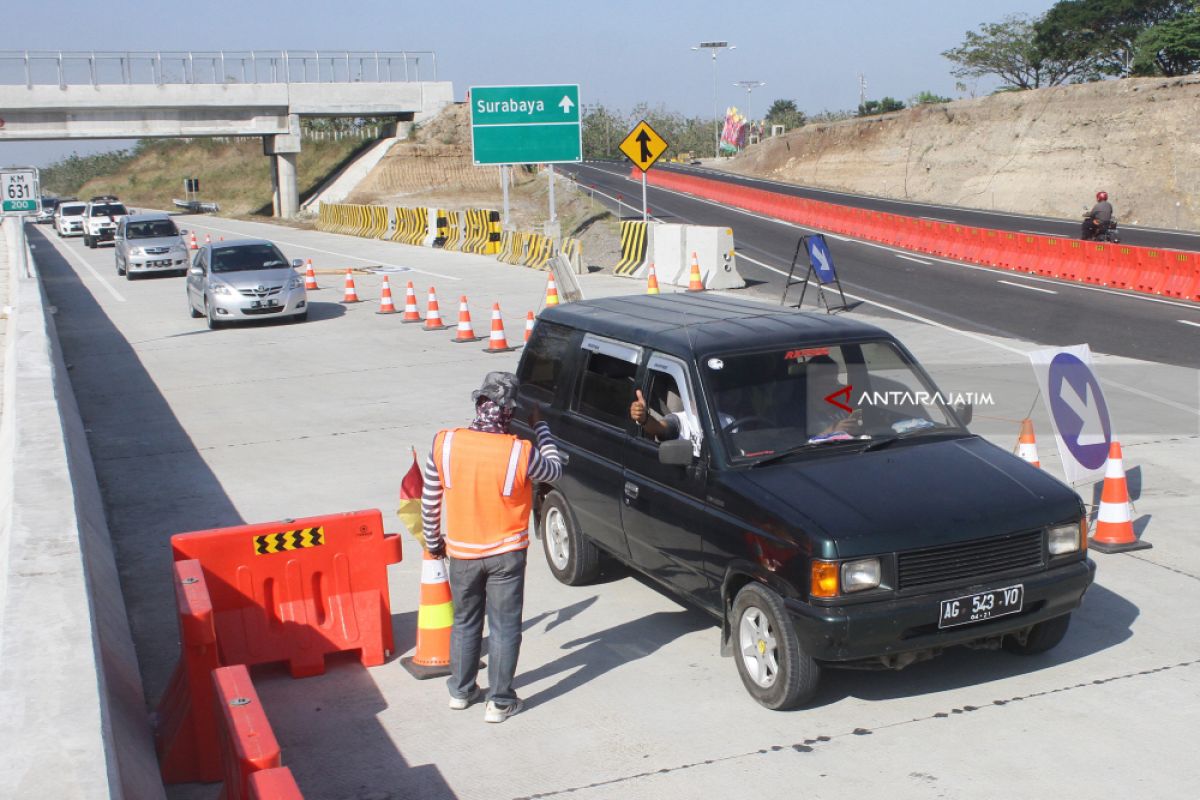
[
  {"x1": 401, "y1": 281, "x2": 422, "y2": 323},
  {"x1": 646, "y1": 262, "x2": 661, "y2": 295},
  {"x1": 303, "y1": 259, "x2": 319, "y2": 290},
  {"x1": 524, "y1": 311, "x2": 536, "y2": 342},
  {"x1": 1016, "y1": 419, "x2": 1040, "y2": 468},
  {"x1": 423, "y1": 287, "x2": 449, "y2": 330},
  {"x1": 341, "y1": 269, "x2": 361, "y2": 303},
  {"x1": 450, "y1": 296, "x2": 484, "y2": 343},
  {"x1": 188, "y1": 231, "x2": 198, "y2": 250},
  {"x1": 400, "y1": 550, "x2": 453, "y2": 679},
  {"x1": 483, "y1": 303, "x2": 518, "y2": 353},
  {"x1": 1090, "y1": 440, "x2": 1151, "y2": 553},
  {"x1": 545, "y1": 274, "x2": 560, "y2": 307},
  {"x1": 204, "y1": 233, "x2": 212, "y2": 245},
  {"x1": 687, "y1": 251, "x2": 704, "y2": 292},
  {"x1": 376, "y1": 275, "x2": 397, "y2": 314}
]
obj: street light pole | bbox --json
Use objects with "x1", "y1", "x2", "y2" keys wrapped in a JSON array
[
  {"x1": 733, "y1": 80, "x2": 765, "y2": 125},
  {"x1": 693, "y1": 41, "x2": 734, "y2": 160}
]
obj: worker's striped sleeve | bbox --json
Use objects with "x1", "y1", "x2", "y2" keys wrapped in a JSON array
[
  {"x1": 527, "y1": 421, "x2": 562, "y2": 484},
  {"x1": 420, "y1": 440, "x2": 444, "y2": 553}
]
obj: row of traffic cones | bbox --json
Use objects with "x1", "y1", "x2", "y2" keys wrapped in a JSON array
[
  {"x1": 186, "y1": 232, "x2": 224, "y2": 250},
  {"x1": 1015, "y1": 419, "x2": 1149, "y2": 553},
  {"x1": 639, "y1": 253, "x2": 704, "y2": 295}
]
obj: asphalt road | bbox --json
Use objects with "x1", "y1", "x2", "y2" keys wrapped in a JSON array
[{"x1": 568, "y1": 162, "x2": 1200, "y2": 368}]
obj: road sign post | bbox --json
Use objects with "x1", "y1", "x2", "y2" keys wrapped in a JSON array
[
  {"x1": 619, "y1": 120, "x2": 669, "y2": 222},
  {"x1": 2, "y1": 167, "x2": 41, "y2": 216},
  {"x1": 781, "y1": 234, "x2": 848, "y2": 313}
]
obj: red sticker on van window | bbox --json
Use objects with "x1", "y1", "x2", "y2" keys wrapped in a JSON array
[{"x1": 784, "y1": 348, "x2": 830, "y2": 360}]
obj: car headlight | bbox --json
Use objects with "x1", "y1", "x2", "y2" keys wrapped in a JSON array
[
  {"x1": 129, "y1": 247, "x2": 145, "y2": 256},
  {"x1": 1047, "y1": 521, "x2": 1083, "y2": 556},
  {"x1": 288, "y1": 276, "x2": 303, "y2": 290},
  {"x1": 210, "y1": 283, "x2": 234, "y2": 296},
  {"x1": 841, "y1": 558, "x2": 882, "y2": 592}
]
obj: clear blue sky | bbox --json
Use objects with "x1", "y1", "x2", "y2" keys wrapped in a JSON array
[{"x1": 1, "y1": 0, "x2": 1056, "y2": 168}]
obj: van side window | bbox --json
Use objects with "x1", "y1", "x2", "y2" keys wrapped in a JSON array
[
  {"x1": 572, "y1": 336, "x2": 641, "y2": 428},
  {"x1": 517, "y1": 321, "x2": 572, "y2": 403}
]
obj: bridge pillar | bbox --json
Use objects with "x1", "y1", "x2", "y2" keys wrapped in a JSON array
[{"x1": 264, "y1": 114, "x2": 302, "y2": 218}]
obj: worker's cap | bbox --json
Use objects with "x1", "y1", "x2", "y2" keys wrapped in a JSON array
[{"x1": 472, "y1": 371, "x2": 520, "y2": 409}]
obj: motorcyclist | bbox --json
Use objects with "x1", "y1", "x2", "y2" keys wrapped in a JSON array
[{"x1": 1083, "y1": 191, "x2": 1113, "y2": 240}]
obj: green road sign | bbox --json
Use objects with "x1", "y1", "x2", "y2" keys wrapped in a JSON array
[
  {"x1": 2, "y1": 168, "x2": 40, "y2": 215},
  {"x1": 470, "y1": 84, "x2": 581, "y2": 165}
]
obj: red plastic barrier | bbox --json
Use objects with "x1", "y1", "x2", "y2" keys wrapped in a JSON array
[
  {"x1": 157, "y1": 559, "x2": 223, "y2": 784},
  {"x1": 214, "y1": 665, "x2": 281, "y2": 800},
  {"x1": 172, "y1": 509, "x2": 404, "y2": 678},
  {"x1": 1134, "y1": 249, "x2": 1168, "y2": 294},
  {"x1": 1162, "y1": 251, "x2": 1199, "y2": 300},
  {"x1": 249, "y1": 767, "x2": 305, "y2": 799},
  {"x1": 1079, "y1": 242, "x2": 1114, "y2": 285},
  {"x1": 1108, "y1": 245, "x2": 1140, "y2": 288}
]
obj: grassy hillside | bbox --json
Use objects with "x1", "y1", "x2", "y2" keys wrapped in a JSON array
[{"x1": 72, "y1": 136, "x2": 371, "y2": 216}]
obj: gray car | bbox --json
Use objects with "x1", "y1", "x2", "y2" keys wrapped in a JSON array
[
  {"x1": 186, "y1": 239, "x2": 308, "y2": 329},
  {"x1": 115, "y1": 213, "x2": 190, "y2": 279}
]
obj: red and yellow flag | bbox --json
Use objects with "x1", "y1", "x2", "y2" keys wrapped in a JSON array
[{"x1": 397, "y1": 448, "x2": 424, "y2": 543}]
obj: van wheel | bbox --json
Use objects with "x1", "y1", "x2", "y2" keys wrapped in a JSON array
[
  {"x1": 1003, "y1": 613, "x2": 1071, "y2": 655},
  {"x1": 732, "y1": 583, "x2": 820, "y2": 710},
  {"x1": 539, "y1": 490, "x2": 599, "y2": 586}
]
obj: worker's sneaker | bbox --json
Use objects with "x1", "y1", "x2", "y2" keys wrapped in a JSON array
[
  {"x1": 448, "y1": 686, "x2": 482, "y2": 710},
  {"x1": 484, "y1": 698, "x2": 523, "y2": 723}
]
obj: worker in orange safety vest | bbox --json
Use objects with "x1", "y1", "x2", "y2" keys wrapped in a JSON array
[{"x1": 421, "y1": 371, "x2": 562, "y2": 723}]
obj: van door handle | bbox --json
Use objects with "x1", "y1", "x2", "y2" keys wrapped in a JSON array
[
  {"x1": 559, "y1": 451, "x2": 570, "y2": 466},
  {"x1": 624, "y1": 482, "x2": 639, "y2": 501}
]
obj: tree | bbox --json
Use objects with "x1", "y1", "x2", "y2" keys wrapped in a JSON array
[
  {"x1": 765, "y1": 98, "x2": 807, "y2": 130},
  {"x1": 943, "y1": 14, "x2": 1088, "y2": 89},
  {"x1": 581, "y1": 105, "x2": 625, "y2": 159},
  {"x1": 1132, "y1": 8, "x2": 1200, "y2": 75},
  {"x1": 910, "y1": 90, "x2": 954, "y2": 105},
  {"x1": 857, "y1": 97, "x2": 906, "y2": 116},
  {"x1": 1035, "y1": 0, "x2": 1192, "y2": 77}
]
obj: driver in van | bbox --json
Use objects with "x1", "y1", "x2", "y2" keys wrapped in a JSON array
[{"x1": 804, "y1": 355, "x2": 860, "y2": 436}]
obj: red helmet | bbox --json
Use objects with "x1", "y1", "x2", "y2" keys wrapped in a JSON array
[{"x1": 1096, "y1": 191, "x2": 1108, "y2": 201}]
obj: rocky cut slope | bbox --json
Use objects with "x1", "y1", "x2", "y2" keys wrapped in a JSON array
[{"x1": 728, "y1": 75, "x2": 1200, "y2": 230}]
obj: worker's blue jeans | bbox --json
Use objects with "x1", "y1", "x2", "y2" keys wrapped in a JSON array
[{"x1": 446, "y1": 548, "x2": 527, "y2": 705}]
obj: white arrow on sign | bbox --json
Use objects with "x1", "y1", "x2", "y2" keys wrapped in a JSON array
[
  {"x1": 811, "y1": 245, "x2": 830, "y2": 274},
  {"x1": 1060, "y1": 381, "x2": 1106, "y2": 445},
  {"x1": 559, "y1": 95, "x2": 575, "y2": 114}
]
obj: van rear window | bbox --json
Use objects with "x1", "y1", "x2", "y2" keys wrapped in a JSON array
[{"x1": 518, "y1": 321, "x2": 572, "y2": 402}]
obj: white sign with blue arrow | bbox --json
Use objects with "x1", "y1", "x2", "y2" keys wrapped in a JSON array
[{"x1": 1028, "y1": 344, "x2": 1115, "y2": 484}]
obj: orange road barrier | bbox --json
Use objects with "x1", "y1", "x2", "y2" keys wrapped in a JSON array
[
  {"x1": 401, "y1": 550, "x2": 454, "y2": 679},
  {"x1": 1090, "y1": 441, "x2": 1151, "y2": 553},
  {"x1": 424, "y1": 287, "x2": 449, "y2": 330},
  {"x1": 303, "y1": 259, "x2": 318, "y2": 291},
  {"x1": 249, "y1": 767, "x2": 305, "y2": 799},
  {"x1": 451, "y1": 296, "x2": 484, "y2": 343},
  {"x1": 687, "y1": 251, "x2": 704, "y2": 292},
  {"x1": 213, "y1": 665, "x2": 282, "y2": 800},
  {"x1": 189, "y1": 231, "x2": 199, "y2": 250},
  {"x1": 545, "y1": 274, "x2": 560, "y2": 306},
  {"x1": 169, "y1": 509, "x2": 404, "y2": 678},
  {"x1": 341, "y1": 269, "x2": 361, "y2": 303},
  {"x1": 646, "y1": 262, "x2": 660, "y2": 295},
  {"x1": 401, "y1": 281, "x2": 422, "y2": 323},
  {"x1": 484, "y1": 302, "x2": 518, "y2": 353},
  {"x1": 1016, "y1": 418, "x2": 1041, "y2": 468},
  {"x1": 525, "y1": 310, "x2": 535, "y2": 342},
  {"x1": 157, "y1": 559, "x2": 223, "y2": 784},
  {"x1": 376, "y1": 275, "x2": 398, "y2": 314}
]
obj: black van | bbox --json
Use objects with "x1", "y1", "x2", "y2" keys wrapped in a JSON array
[{"x1": 514, "y1": 294, "x2": 1095, "y2": 709}]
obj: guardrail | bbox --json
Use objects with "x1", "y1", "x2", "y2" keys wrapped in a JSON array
[{"x1": 0, "y1": 50, "x2": 437, "y2": 88}]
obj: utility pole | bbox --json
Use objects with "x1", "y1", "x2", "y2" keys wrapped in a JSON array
[
  {"x1": 733, "y1": 80, "x2": 765, "y2": 147},
  {"x1": 858, "y1": 73, "x2": 867, "y2": 113},
  {"x1": 693, "y1": 41, "x2": 734, "y2": 160}
]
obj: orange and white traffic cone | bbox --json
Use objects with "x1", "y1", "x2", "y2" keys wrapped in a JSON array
[
  {"x1": 1090, "y1": 440, "x2": 1150, "y2": 553},
  {"x1": 204, "y1": 233, "x2": 212, "y2": 245},
  {"x1": 376, "y1": 275, "x2": 398, "y2": 314},
  {"x1": 189, "y1": 231, "x2": 198, "y2": 250},
  {"x1": 341, "y1": 269, "x2": 361, "y2": 303},
  {"x1": 1016, "y1": 419, "x2": 1040, "y2": 468},
  {"x1": 646, "y1": 262, "x2": 661, "y2": 295},
  {"x1": 524, "y1": 311, "x2": 536, "y2": 342},
  {"x1": 303, "y1": 259, "x2": 319, "y2": 290},
  {"x1": 545, "y1": 274, "x2": 560, "y2": 307},
  {"x1": 400, "y1": 550, "x2": 454, "y2": 680},
  {"x1": 450, "y1": 296, "x2": 483, "y2": 343},
  {"x1": 687, "y1": 251, "x2": 704, "y2": 292},
  {"x1": 483, "y1": 303, "x2": 518, "y2": 353},
  {"x1": 401, "y1": 281, "x2": 422, "y2": 323},
  {"x1": 423, "y1": 287, "x2": 449, "y2": 330}
]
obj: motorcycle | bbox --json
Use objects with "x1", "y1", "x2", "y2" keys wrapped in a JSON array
[{"x1": 1081, "y1": 212, "x2": 1119, "y2": 243}]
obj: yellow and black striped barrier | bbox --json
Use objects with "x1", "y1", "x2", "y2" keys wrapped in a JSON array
[
  {"x1": 442, "y1": 211, "x2": 465, "y2": 252},
  {"x1": 524, "y1": 234, "x2": 553, "y2": 270},
  {"x1": 561, "y1": 237, "x2": 583, "y2": 272},
  {"x1": 254, "y1": 526, "x2": 325, "y2": 556},
  {"x1": 485, "y1": 210, "x2": 502, "y2": 255},
  {"x1": 614, "y1": 221, "x2": 649, "y2": 276}
]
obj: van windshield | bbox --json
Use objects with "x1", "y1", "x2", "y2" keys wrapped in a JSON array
[
  {"x1": 90, "y1": 204, "x2": 127, "y2": 217},
  {"x1": 61, "y1": 205, "x2": 86, "y2": 216},
  {"x1": 701, "y1": 340, "x2": 963, "y2": 462},
  {"x1": 211, "y1": 244, "x2": 288, "y2": 273},
  {"x1": 127, "y1": 220, "x2": 179, "y2": 239}
]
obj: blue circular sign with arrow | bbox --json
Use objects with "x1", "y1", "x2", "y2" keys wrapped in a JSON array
[{"x1": 1046, "y1": 352, "x2": 1112, "y2": 470}]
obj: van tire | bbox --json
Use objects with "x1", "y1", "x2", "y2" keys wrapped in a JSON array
[
  {"x1": 538, "y1": 490, "x2": 599, "y2": 586},
  {"x1": 731, "y1": 583, "x2": 820, "y2": 710},
  {"x1": 1003, "y1": 613, "x2": 1071, "y2": 655}
]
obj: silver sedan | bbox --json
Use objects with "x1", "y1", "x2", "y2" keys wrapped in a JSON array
[{"x1": 185, "y1": 239, "x2": 308, "y2": 329}]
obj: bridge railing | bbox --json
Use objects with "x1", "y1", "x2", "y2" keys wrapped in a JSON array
[{"x1": 0, "y1": 50, "x2": 438, "y2": 88}]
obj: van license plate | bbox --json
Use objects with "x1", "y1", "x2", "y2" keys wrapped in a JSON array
[{"x1": 938, "y1": 584, "x2": 1023, "y2": 629}]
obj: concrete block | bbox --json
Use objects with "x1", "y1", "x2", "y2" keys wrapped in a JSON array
[{"x1": 685, "y1": 224, "x2": 744, "y2": 290}]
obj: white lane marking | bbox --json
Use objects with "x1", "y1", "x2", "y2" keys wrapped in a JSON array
[
  {"x1": 896, "y1": 254, "x2": 932, "y2": 265},
  {"x1": 55, "y1": 239, "x2": 126, "y2": 302},
  {"x1": 998, "y1": 279, "x2": 1058, "y2": 294},
  {"x1": 1099, "y1": 376, "x2": 1200, "y2": 417},
  {"x1": 1020, "y1": 229, "x2": 1069, "y2": 237},
  {"x1": 921, "y1": 216, "x2": 955, "y2": 223},
  {"x1": 1179, "y1": 319, "x2": 1200, "y2": 329}
]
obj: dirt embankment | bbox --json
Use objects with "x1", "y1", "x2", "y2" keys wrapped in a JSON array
[{"x1": 726, "y1": 75, "x2": 1200, "y2": 230}]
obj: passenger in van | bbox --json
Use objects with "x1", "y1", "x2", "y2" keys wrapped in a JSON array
[{"x1": 804, "y1": 355, "x2": 860, "y2": 436}]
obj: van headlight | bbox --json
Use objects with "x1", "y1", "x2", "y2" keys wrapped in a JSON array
[
  {"x1": 1047, "y1": 522, "x2": 1083, "y2": 555},
  {"x1": 841, "y1": 558, "x2": 882, "y2": 593}
]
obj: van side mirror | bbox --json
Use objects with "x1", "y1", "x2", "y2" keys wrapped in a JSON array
[
  {"x1": 952, "y1": 401, "x2": 973, "y2": 426},
  {"x1": 658, "y1": 439, "x2": 694, "y2": 466}
]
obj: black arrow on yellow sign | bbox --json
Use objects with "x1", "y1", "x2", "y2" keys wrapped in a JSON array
[{"x1": 636, "y1": 129, "x2": 652, "y2": 163}]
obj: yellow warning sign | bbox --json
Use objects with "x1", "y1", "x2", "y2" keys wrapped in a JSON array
[
  {"x1": 619, "y1": 120, "x2": 669, "y2": 172},
  {"x1": 254, "y1": 527, "x2": 325, "y2": 555}
]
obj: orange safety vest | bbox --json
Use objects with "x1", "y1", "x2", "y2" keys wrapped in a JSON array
[{"x1": 431, "y1": 428, "x2": 534, "y2": 559}]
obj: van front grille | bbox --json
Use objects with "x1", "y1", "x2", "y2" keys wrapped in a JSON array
[{"x1": 897, "y1": 531, "x2": 1044, "y2": 590}]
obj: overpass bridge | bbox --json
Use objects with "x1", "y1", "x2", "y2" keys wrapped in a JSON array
[{"x1": 0, "y1": 50, "x2": 453, "y2": 216}]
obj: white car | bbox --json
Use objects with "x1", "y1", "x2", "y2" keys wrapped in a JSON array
[
  {"x1": 82, "y1": 196, "x2": 130, "y2": 248},
  {"x1": 54, "y1": 201, "x2": 87, "y2": 237}
]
